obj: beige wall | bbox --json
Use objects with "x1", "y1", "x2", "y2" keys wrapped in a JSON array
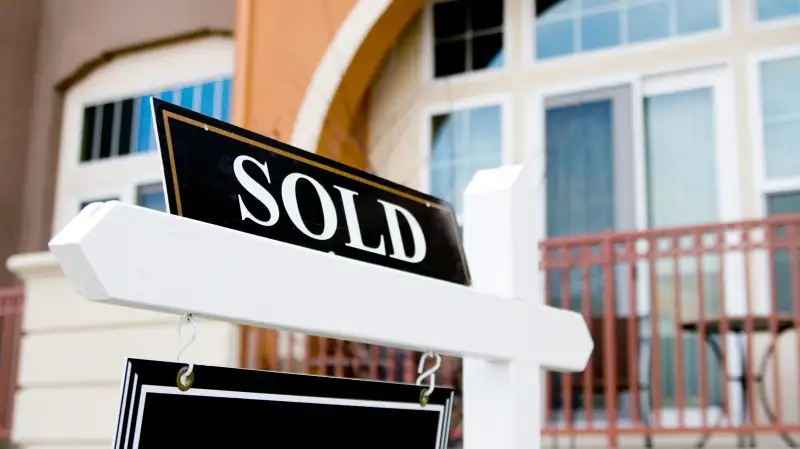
[
  {"x1": 0, "y1": 0, "x2": 42, "y2": 287},
  {"x1": 17, "y1": 0, "x2": 235, "y2": 261},
  {"x1": 7, "y1": 253, "x2": 239, "y2": 448}
]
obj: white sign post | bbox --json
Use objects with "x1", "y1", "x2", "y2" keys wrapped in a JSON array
[{"x1": 49, "y1": 165, "x2": 591, "y2": 449}]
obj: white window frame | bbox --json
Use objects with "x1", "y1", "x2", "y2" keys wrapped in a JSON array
[
  {"x1": 748, "y1": 44, "x2": 800, "y2": 323},
  {"x1": 421, "y1": 0, "x2": 512, "y2": 85},
  {"x1": 749, "y1": 43, "x2": 800, "y2": 214},
  {"x1": 745, "y1": 0, "x2": 800, "y2": 30},
  {"x1": 418, "y1": 93, "x2": 514, "y2": 223},
  {"x1": 52, "y1": 37, "x2": 234, "y2": 234},
  {"x1": 526, "y1": 62, "x2": 742, "y2": 427},
  {"x1": 521, "y1": 0, "x2": 732, "y2": 69}
]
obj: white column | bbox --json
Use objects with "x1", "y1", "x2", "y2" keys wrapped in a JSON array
[{"x1": 462, "y1": 165, "x2": 541, "y2": 449}]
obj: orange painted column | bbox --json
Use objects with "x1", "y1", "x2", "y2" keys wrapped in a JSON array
[
  {"x1": 231, "y1": 0, "x2": 424, "y2": 371},
  {"x1": 233, "y1": 0, "x2": 356, "y2": 143},
  {"x1": 233, "y1": 0, "x2": 358, "y2": 371}
]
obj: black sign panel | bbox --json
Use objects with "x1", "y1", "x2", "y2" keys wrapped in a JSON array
[
  {"x1": 151, "y1": 99, "x2": 470, "y2": 285},
  {"x1": 114, "y1": 359, "x2": 454, "y2": 448}
]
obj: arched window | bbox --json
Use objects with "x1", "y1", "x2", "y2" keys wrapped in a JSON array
[{"x1": 52, "y1": 36, "x2": 234, "y2": 234}]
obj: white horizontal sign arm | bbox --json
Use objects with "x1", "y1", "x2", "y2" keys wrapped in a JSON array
[{"x1": 49, "y1": 201, "x2": 590, "y2": 371}]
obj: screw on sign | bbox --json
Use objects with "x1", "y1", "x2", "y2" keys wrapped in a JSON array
[{"x1": 49, "y1": 99, "x2": 593, "y2": 449}]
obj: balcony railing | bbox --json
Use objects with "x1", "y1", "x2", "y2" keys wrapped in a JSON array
[
  {"x1": 241, "y1": 214, "x2": 800, "y2": 448},
  {"x1": 541, "y1": 213, "x2": 800, "y2": 447},
  {"x1": 0, "y1": 287, "x2": 22, "y2": 440}
]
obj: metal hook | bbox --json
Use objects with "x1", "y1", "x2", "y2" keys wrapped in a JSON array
[
  {"x1": 176, "y1": 313, "x2": 196, "y2": 391},
  {"x1": 415, "y1": 351, "x2": 442, "y2": 406}
]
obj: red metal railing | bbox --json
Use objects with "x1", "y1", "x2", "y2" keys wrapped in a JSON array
[
  {"x1": 240, "y1": 214, "x2": 800, "y2": 447},
  {"x1": 541, "y1": 213, "x2": 800, "y2": 447},
  {"x1": 239, "y1": 330, "x2": 464, "y2": 444},
  {"x1": 0, "y1": 287, "x2": 23, "y2": 440}
]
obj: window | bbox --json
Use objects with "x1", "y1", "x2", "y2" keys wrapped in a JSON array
[
  {"x1": 80, "y1": 78, "x2": 232, "y2": 162},
  {"x1": 429, "y1": 104, "x2": 503, "y2": 219},
  {"x1": 534, "y1": 0, "x2": 722, "y2": 60},
  {"x1": 431, "y1": 0, "x2": 504, "y2": 78},
  {"x1": 541, "y1": 68, "x2": 734, "y2": 419},
  {"x1": 53, "y1": 37, "x2": 234, "y2": 234},
  {"x1": 644, "y1": 86, "x2": 723, "y2": 408},
  {"x1": 755, "y1": 0, "x2": 800, "y2": 21},
  {"x1": 758, "y1": 56, "x2": 800, "y2": 181},
  {"x1": 137, "y1": 183, "x2": 167, "y2": 212}
]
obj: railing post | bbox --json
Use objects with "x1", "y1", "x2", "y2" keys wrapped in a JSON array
[{"x1": 462, "y1": 165, "x2": 540, "y2": 449}]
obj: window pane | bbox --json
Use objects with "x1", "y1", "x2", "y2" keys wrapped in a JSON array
[
  {"x1": 645, "y1": 88, "x2": 717, "y2": 227},
  {"x1": 136, "y1": 96, "x2": 154, "y2": 153},
  {"x1": 429, "y1": 105, "x2": 502, "y2": 218},
  {"x1": 536, "y1": 0, "x2": 576, "y2": 18},
  {"x1": 761, "y1": 56, "x2": 800, "y2": 180},
  {"x1": 764, "y1": 119, "x2": 800, "y2": 179},
  {"x1": 583, "y1": 0, "x2": 619, "y2": 9},
  {"x1": 675, "y1": 0, "x2": 720, "y2": 34},
  {"x1": 431, "y1": 113, "x2": 460, "y2": 208},
  {"x1": 435, "y1": 40, "x2": 467, "y2": 78},
  {"x1": 433, "y1": 0, "x2": 504, "y2": 78},
  {"x1": 179, "y1": 86, "x2": 195, "y2": 109},
  {"x1": 98, "y1": 103, "x2": 115, "y2": 160},
  {"x1": 467, "y1": 106, "x2": 502, "y2": 170},
  {"x1": 221, "y1": 78, "x2": 232, "y2": 123},
  {"x1": 470, "y1": 0, "x2": 503, "y2": 30},
  {"x1": 761, "y1": 56, "x2": 800, "y2": 118},
  {"x1": 628, "y1": 1, "x2": 670, "y2": 43},
  {"x1": 581, "y1": 11, "x2": 620, "y2": 51},
  {"x1": 768, "y1": 191, "x2": 800, "y2": 215},
  {"x1": 766, "y1": 191, "x2": 800, "y2": 314},
  {"x1": 117, "y1": 98, "x2": 134, "y2": 156},
  {"x1": 537, "y1": 19, "x2": 575, "y2": 59},
  {"x1": 80, "y1": 106, "x2": 96, "y2": 162},
  {"x1": 545, "y1": 99, "x2": 614, "y2": 318},
  {"x1": 433, "y1": 0, "x2": 467, "y2": 39},
  {"x1": 645, "y1": 87, "x2": 722, "y2": 407},
  {"x1": 757, "y1": 0, "x2": 800, "y2": 21},
  {"x1": 545, "y1": 100, "x2": 615, "y2": 237},
  {"x1": 472, "y1": 33, "x2": 503, "y2": 70},
  {"x1": 536, "y1": 0, "x2": 722, "y2": 60},
  {"x1": 158, "y1": 89, "x2": 174, "y2": 103},
  {"x1": 200, "y1": 82, "x2": 216, "y2": 117},
  {"x1": 137, "y1": 183, "x2": 167, "y2": 212}
]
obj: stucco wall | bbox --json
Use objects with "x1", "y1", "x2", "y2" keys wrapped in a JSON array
[
  {"x1": 367, "y1": 14, "x2": 425, "y2": 188},
  {"x1": 0, "y1": 0, "x2": 42, "y2": 287},
  {"x1": 18, "y1": 0, "x2": 235, "y2": 258}
]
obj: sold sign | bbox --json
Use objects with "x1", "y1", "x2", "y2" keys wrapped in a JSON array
[{"x1": 152, "y1": 99, "x2": 470, "y2": 286}]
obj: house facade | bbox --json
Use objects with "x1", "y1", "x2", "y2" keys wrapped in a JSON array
[{"x1": 1, "y1": 0, "x2": 800, "y2": 447}]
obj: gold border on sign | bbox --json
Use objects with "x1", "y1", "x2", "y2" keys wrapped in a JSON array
[{"x1": 160, "y1": 109, "x2": 472, "y2": 285}]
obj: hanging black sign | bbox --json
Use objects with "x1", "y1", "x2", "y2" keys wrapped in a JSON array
[
  {"x1": 113, "y1": 359, "x2": 454, "y2": 448},
  {"x1": 151, "y1": 98, "x2": 470, "y2": 286}
]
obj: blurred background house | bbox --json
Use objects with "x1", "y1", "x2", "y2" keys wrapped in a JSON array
[{"x1": 0, "y1": 0, "x2": 799, "y2": 448}]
